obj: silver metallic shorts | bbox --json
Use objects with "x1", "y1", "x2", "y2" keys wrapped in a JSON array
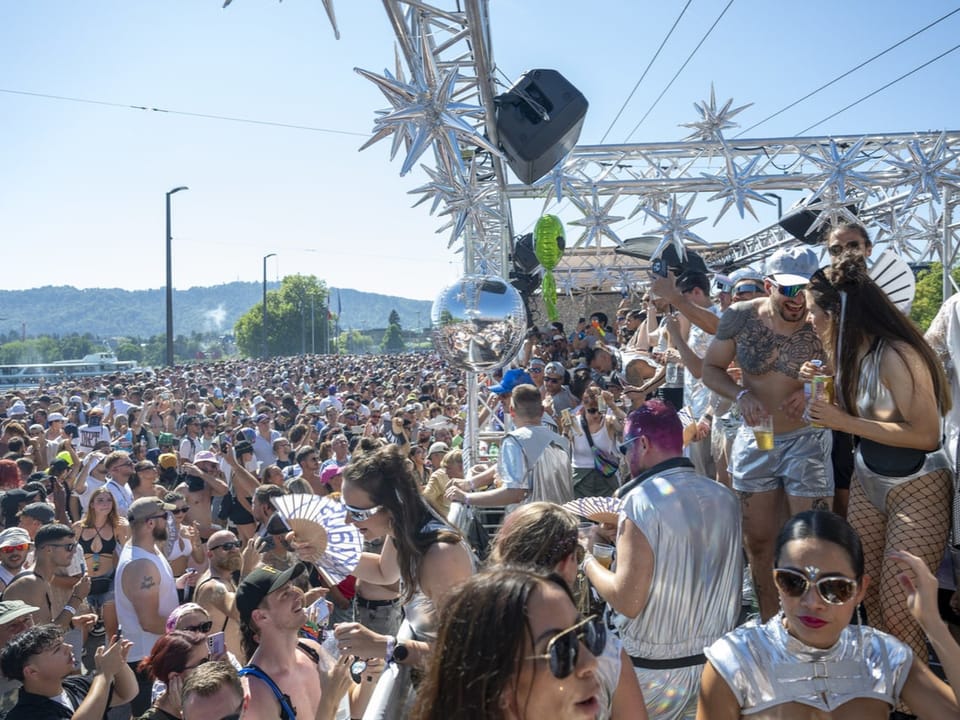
[{"x1": 731, "y1": 425, "x2": 833, "y2": 497}]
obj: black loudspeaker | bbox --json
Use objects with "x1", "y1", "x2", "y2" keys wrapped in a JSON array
[
  {"x1": 779, "y1": 197, "x2": 859, "y2": 246},
  {"x1": 495, "y1": 69, "x2": 588, "y2": 185}
]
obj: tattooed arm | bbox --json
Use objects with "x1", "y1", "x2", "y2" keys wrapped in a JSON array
[{"x1": 120, "y1": 559, "x2": 167, "y2": 634}]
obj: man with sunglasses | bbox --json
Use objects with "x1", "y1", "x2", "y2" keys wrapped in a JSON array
[
  {"x1": 703, "y1": 245, "x2": 833, "y2": 622},
  {"x1": 115, "y1": 497, "x2": 180, "y2": 715},
  {"x1": 103, "y1": 450, "x2": 136, "y2": 516},
  {"x1": 0, "y1": 528, "x2": 31, "y2": 593},
  {"x1": 541, "y1": 361, "x2": 576, "y2": 414},
  {"x1": 195, "y1": 530, "x2": 247, "y2": 663},
  {"x1": 584, "y1": 399, "x2": 740, "y2": 720}
]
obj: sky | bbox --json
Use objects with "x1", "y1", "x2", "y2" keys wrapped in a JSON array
[{"x1": 3, "y1": 0, "x2": 960, "y2": 320}]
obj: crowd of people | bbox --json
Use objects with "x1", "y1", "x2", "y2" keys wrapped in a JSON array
[{"x1": 1, "y1": 221, "x2": 960, "y2": 719}]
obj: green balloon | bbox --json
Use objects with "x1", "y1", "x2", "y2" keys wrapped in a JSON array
[{"x1": 534, "y1": 214, "x2": 564, "y2": 271}]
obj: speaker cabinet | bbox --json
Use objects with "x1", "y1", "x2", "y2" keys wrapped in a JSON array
[{"x1": 495, "y1": 69, "x2": 588, "y2": 185}]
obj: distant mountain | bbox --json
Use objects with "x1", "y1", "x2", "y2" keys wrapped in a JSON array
[{"x1": 0, "y1": 283, "x2": 432, "y2": 338}]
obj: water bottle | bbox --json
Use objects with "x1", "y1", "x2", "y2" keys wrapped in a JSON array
[{"x1": 666, "y1": 362, "x2": 679, "y2": 385}]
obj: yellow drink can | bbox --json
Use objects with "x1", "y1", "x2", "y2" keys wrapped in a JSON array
[{"x1": 810, "y1": 375, "x2": 834, "y2": 428}]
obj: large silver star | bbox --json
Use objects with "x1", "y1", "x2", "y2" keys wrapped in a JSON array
[
  {"x1": 557, "y1": 270, "x2": 578, "y2": 298},
  {"x1": 533, "y1": 154, "x2": 588, "y2": 204},
  {"x1": 407, "y1": 163, "x2": 456, "y2": 215},
  {"x1": 435, "y1": 160, "x2": 504, "y2": 248},
  {"x1": 643, "y1": 194, "x2": 709, "y2": 259},
  {"x1": 680, "y1": 85, "x2": 752, "y2": 146},
  {"x1": 886, "y1": 132, "x2": 960, "y2": 207},
  {"x1": 703, "y1": 155, "x2": 773, "y2": 224},
  {"x1": 591, "y1": 264, "x2": 615, "y2": 288},
  {"x1": 569, "y1": 186, "x2": 625, "y2": 248},
  {"x1": 804, "y1": 189, "x2": 862, "y2": 238},
  {"x1": 355, "y1": 23, "x2": 500, "y2": 177},
  {"x1": 803, "y1": 138, "x2": 874, "y2": 204},
  {"x1": 909, "y1": 204, "x2": 944, "y2": 263}
]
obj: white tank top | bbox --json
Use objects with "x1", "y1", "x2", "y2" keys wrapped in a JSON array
[{"x1": 115, "y1": 543, "x2": 179, "y2": 661}]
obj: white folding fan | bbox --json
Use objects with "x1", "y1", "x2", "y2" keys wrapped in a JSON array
[
  {"x1": 561, "y1": 496, "x2": 624, "y2": 526},
  {"x1": 869, "y1": 249, "x2": 916, "y2": 313},
  {"x1": 270, "y1": 494, "x2": 362, "y2": 583}
]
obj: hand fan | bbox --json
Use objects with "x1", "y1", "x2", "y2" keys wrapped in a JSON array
[
  {"x1": 561, "y1": 496, "x2": 624, "y2": 525},
  {"x1": 869, "y1": 250, "x2": 915, "y2": 313},
  {"x1": 271, "y1": 494, "x2": 362, "y2": 583}
]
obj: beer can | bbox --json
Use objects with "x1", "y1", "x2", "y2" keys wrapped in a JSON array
[{"x1": 810, "y1": 374, "x2": 834, "y2": 428}]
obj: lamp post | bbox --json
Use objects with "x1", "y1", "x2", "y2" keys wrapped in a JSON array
[
  {"x1": 165, "y1": 186, "x2": 189, "y2": 367},
  {"x1": 262, "y1": 253, "x2": 276, "y2": 358},
  {"x1": 763, "y1": 192, "x2": 783, "y2": 219}
]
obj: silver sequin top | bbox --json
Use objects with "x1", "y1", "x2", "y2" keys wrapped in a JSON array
[{"x1": 704, "y1": 614, "x2": 913, "y2": 714}]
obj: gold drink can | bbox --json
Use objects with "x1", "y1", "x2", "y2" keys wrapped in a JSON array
[{"x1": 810, "y1": 375, "x2": 834, "y2": 428}]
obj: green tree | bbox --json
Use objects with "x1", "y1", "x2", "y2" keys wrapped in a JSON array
[
  {"x1": 339, "y1": 330, "x2": 374, "y2": 354},
  {"x1": 388, "y1": 309, "x2": 401, "y2": 328},
  {"x1": 381, "y1": 309, "x2": 405, "y2": 353},
  {"x1": 234, "y1": 275, "x2": 329, "y2": 357},
  {"x1": 56, "y1": 334, "x2": 97, "y2": 361},
  {"x1": 114, "y1": 342, "x2": 144, "y2": 362},
  {"x1": 911, "y1": 263, "x2": 960, "y2": 332}
]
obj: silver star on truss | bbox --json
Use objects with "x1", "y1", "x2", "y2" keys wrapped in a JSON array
[
  {"x1": 557, "y1": 270, "x2": 578, "y2": 298},
  {"x1": 804, "y1": 189, "x2": 863, "y2": 238},
  {"x1": 680, "y1": 85, "x2": 752, "y2": 146},
  {"x1": 909, "y1": 204, "x2": 944, "y2": 262},
  {"x1": 569, "y1": 187, "x2": 625, "y2": 248},
  {"x1": 533, "y1": 154, "x2": 587, "y2": 204},
  {"x1": 886, "y1": 132, "x2": 960, "y2": 207},
  {"x1": 703, "y1": 155, "x2": 773, "y2": 224},
  {"x1": 355, "y1": 22, "x2": 500, "y2": 177},
  {"x1": 803, "y1": 138, "x2": 874, "y2": 204},
  {"x1": 591, "y1": 264, "x2": 615, "y2": 288},
  {"x1": 643, "y1": 194, "x2": 709, "y2": 258},
  {"x1": 614, "y1": 267, "x2": 639, "y2": 297},
  {"x1": 434, "y1": 160, "x2": 504, "y2": 248}
]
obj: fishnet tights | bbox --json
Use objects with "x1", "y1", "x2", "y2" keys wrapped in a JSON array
[{"x1": 848, "y1": 468, "x2": 952, "y2": 665}]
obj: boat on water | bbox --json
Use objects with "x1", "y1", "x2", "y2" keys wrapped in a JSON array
[{"x1": 0, "y1": 352, "x2": 141, "y2": 388}]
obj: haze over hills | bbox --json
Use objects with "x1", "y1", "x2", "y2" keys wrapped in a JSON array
[{"x1": 0, "y1": 283, "x2": 433, "y2": 338}]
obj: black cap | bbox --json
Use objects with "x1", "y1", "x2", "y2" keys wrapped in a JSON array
[
  {"x1": 1, "y1": 489, "x2": 41, "y2": 513},
  {"x1": 235, "y1": 563, "x2": 306, "y2": 624}
]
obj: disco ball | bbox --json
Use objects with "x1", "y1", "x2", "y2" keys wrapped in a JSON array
[{"x1": 431, "y1": 275, "x2": 528, "y2": 372}]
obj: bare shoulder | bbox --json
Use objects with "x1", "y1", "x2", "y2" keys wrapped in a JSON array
[
  {"x1": 420, "y1": 539, "x2": 473, "y2": 603},
  {"x1": 121, "y1": 557, "x2": 160, "y2": 592},
  {"x1": 241, "y1": 673, "x2": 283, "y2": 719}
]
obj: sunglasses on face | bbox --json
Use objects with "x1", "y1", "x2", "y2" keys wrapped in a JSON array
[
  {"x1": 586, "y1": 408, "x2": 600, "y2": 415},
  {"x1": 544, "y1": 377, "x2": 562, "y2": 384},
  {"x1": 527, "y1": 367, "x2": 543, "y2": 374},
  {"x1": 183, "y1": 620, "x2": 214, "y2": 633},
  {"x1": 773, "y1": 567, "x2": 858, "y2": 605},
  {"x1": 0, "y1": 544, "x2": 29, "y2": 554},
  {"x1": 211, "y1": 541, "x2": 241, "y2": 551},
  {"x1": 343, "y1": 503, "x2": 386, "y2": 522},
  {"x1": 49, "y1": 542, "x2": 77, "y2": 552},
  {"x1": 171, "y1": 507, "x2": 189, "y2": 515},
  {"x1": 525, "y1": 615, "x2": 605, "y2": 679},
  {"x1": 771, "y1": 281, "x2": 806, "y2": 299},
  {"x1": 733, "y1": 284, "x2": 763, "y2": 296}
]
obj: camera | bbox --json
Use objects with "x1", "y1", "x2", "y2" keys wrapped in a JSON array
[
  {"x1": 650, "y1": 245, "x2": 708, "y2": 279},
  {"x1": 187, "y1": 475, "x2": 206, "y2": 492}
]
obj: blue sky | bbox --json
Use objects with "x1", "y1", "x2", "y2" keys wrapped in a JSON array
[{"x1": 2, "y1": 0, "x2": 959, "y2": 308}]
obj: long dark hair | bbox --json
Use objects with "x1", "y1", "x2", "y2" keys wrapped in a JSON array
[
  {"x1": 775, "y1": 510, "x2": 865, "y2": 579},
  {"x1": 808, "y1": 254, "x2": 951, "y2": 416},
  {"x1": 343, "y1": 444, "x2": 461, "y2": 602},
  {"x1": 412, "y1": 567, "x2": 572, "y2": 720}
]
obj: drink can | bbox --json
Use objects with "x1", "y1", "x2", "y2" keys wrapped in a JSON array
[{"x1": 810, "y1": 375, "x2": 834, "y2": 428}]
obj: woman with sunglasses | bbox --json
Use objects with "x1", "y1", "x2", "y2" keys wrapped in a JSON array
[
  {"x1": 698, "y1": 510, "x2": 960, "y2": 718},
  {"x1": 490, "y1": 502, "x2": 646, "y2": 720},
  {"x1": 73, "y1": 486, "x2": 129, "y2": 642},
  {"x1": 413, "y1": 566, "x2": 603, "y2": 720},
  {"x1": 136, "y1": 629, "x2": 211, "y2": 720},
  {"x1": 408, "y1": 445, "x2": 430, "y2": 488},
  {"x1": 162, "y1": 491, "x2": 205, "y2": 579},
  {"x1": 568, "y1": 385, "x2": 623, "y2": 498},
  {"x1": 805, "y1": 256, "x2": 952, "y2": 666},
  {"x1": 335, "y1": 444, "x2": 473, "y2": 672}
]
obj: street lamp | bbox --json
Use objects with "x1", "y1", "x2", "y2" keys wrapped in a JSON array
[
  {"x1": 262, "y1": 253, "x2": 276, "y2": 358},
  {"x1": 165, "y1": 186, "x2": 189, "y2": 367}
]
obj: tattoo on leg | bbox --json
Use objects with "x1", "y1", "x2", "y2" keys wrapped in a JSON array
[
  {"x1": 738, "y1": 491, "x2": 754, "y2": 510},
  {"x1": 811, "y1": 497, "x2": 830, "y2": 511}
]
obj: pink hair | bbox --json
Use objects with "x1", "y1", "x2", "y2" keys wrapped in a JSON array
[{"x1": 624, "y1": 400, "x2": 683, "y2": 455}]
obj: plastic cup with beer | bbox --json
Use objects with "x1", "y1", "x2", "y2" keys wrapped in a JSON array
[
  {"x1": 593, "y1": 543, "x2": 615, "y2": 569},
  {"x1": 751, "y1": 414, "x2": 774, "y2": 451}
]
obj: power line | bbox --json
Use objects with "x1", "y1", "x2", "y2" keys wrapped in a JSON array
[
  {"x1": 797, "y1": 42, "x2": 960, "y2": 135},
  {"x1": 599, "y1": 0, "x2": 693, "y2": 143},
  {"x1": 0, "y1": 87, "x2": 369, "y2": 137},
  {"x1": 623, "y1": 0, "x2": 735, "y2": 142},
  {"x1": 737, "y1": 6, "x2": 960, "y2": 137}
]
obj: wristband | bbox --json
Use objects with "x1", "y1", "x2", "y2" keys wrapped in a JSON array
[
  {"x1": 735, "y1": 388, "x2": 751, "y2": 403},
  {"x1": 464, "y1": 494, "x2": 471, "y2": 507},
  {"x1": 62, "y1": 604, "x2": 77, "y2": 616},
  {"x1": 385, "y1": 635, "x2": 397, "y2": 664}
]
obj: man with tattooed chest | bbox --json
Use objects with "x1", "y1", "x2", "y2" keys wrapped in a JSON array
[{"x1": 703, "y1": 246, "x2": 833, "y2": 621}]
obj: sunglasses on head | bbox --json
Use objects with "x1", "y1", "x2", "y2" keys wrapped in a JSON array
[
  {"x1": 183, "y1": 620, "x2": 214, "y2": 633},
  {"x1": 773, "y1": 567, "x2": 858, "y2": 605},
  {"x1": 0, "y1": 543, "x2": 29, "y2": 554},
  {"x1": 344, "y1": 503, "x2": 386, "y2": 522},
  {"x1": 771, "y1": 281, "x2": 806, "y2": 298},
  {"x1": 525, "y1": 615, "x2": 605, "y2": 679}
]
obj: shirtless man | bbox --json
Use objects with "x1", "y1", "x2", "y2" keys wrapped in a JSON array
[
  {"x1": 237, "y1": 564, "x2": 351, "y2": 720},
  {"x1": 194, "y1": 530, "x2": 248, "y2": 662},
  {"x1": 178, "y1": 450, "x2": 229, "y2": 543},
  {"x1": 703, "y1": 246, "x2": 833, "y2": 620}
]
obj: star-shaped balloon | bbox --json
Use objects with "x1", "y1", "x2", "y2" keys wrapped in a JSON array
[
  {"x1": 356, "y1": 20, "x2": 501, "y2": 177},
  {"x1": 408, "y1": 163, "x2": 457, "y2": 215},
  {"x1": 643, "y1": 194, "x2": 709, "y2": 259},
  {"x1": 533, "y1": 154, "x2": 588, "y2": 204},
  {"x1": 433, "y1": 159, "x2": 504, "y2": 248},
  {"x1": 557, "y1": 270, "x2": 578, "y2": 298},
  {"x1": 886, "y1": 132, "x2": 960, "y2": 208},
  {"x1": 680, "y1": 85, "x2": 752, "y2": 146},
  {"x1": 908, "y1": 203, "x2": 944, "y2": 262},
  {"x1": 803, "y1": 190, "x2": 862, "y2": 238},
  {"x1": 568, "y1": 186, "x2": 625, "y2": 248},
  {"x1": 591, "y1": 264, "x2": 615, "y2": 288},
  {"x1": 803, "y1": 138, "x2": 874, "y2": 204},
  {"x1": 703, "y1": 155, "x2": 773, "y2": 224}
]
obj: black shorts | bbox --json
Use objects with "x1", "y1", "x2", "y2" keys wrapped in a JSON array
[
  {"x1": 831, "y1": 431, "x2": 854, "y2": 491},
  {"x1": 228, "y1": 496, "x2": 255, "y2": 526}
]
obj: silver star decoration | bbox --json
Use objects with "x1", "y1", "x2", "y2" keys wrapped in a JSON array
[
  {"x1": 629, "y1": 189, "x2": 672, "y2": 219},
  {"x1": 533, "y1": 154, "x2": 587, "y2": 204},
  {"x1": 614, "y1": 267, "x2": 638, "y2": 297},
  {"x1": 680, "y1": 85, "x2": 752, "y2": 146},
  {"x1": 643, "y1": 194, "x2": 709, "y2": 259},
  {"x1": 804, "y1": 189, "x2": 862, "y2": 238},
  {"x1": 408, "y1": 163, "x2": 457, "y2": 215},
  {"x1": 703, "y1": 155, "x2": 773, "y2": 224},
  {"x1": 356, "y1": 22, "x2": 500, "y2": 177},
  {"x1": 803, "y1": 138, "x2": 874, "y2": 204},
  {"x1": 886, "y1": 132, "x2": 960, "y2": 208},
  {"x1": 591, "y1": 264, "x2": 615, "y2": 288},
  {"x1": 908, "y1": 204, "x2": 944, "y2": 262},
  {"x1": 557, "y1": 271, "x2": 578, "y2": 298},
  {"x1": 569, "y1": 187, "x2": 625, "y2": 248},
  {"x1": 434, "y1": 159, "x2": 503, "y2": 248}
]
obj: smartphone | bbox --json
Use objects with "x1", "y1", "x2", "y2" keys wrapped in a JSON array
[
  {"x1": 207, "y1": 631, "x2": 225, "y2": 656},
  {"x1": 116, "y1": 625, "x2": 123, "y2": 639},
  {"x1": 651, "y1": 257, "x2": 669, "y2": 277}
]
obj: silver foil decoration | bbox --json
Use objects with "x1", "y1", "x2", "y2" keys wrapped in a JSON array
[{"x1": 569, "y1": 186, "x2": 625, "y2": 248}]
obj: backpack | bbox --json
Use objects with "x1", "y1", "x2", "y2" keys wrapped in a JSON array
[{"x1": 502, "y1": 431, "x2": 574, "y2": 505}]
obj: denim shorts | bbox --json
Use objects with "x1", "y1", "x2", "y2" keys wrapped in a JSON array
[
  {"x1": 731, "y1": 425, "x2": 833, "y2": 497},
  {"x1": 87, "y1": 573, "x2": 116, "y2": 610}
]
